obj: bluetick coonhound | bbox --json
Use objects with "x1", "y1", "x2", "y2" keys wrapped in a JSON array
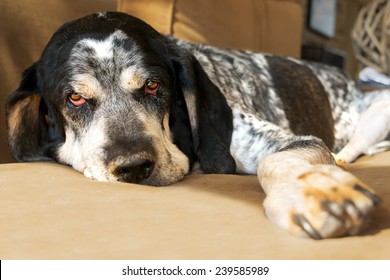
[{"x1": 6, "y1": 12, "x2": 389, "y2": 239}]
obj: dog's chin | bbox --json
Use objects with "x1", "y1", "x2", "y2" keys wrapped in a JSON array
[
  {"x1": 83, "y1": 172, "x2": 187, "y2": 186},
  {"x1": 81, "y1": 164, "x2": 188, "y2": 186},
  {"x1": 140, "y1": 172, "x2": 187, "y2": 186}
]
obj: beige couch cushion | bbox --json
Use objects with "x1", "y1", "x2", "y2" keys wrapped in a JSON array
[
  {"x1": 118, "y1": 0, "x2": 303, "y2": 57},
  {"x1": 1, "y1": 152, "x2": 390, "y2": 259}
]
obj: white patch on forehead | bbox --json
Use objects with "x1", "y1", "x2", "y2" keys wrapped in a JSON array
[
  {"x1": 78, "y1": 30, "x2": 128, "y2": 60},
  {"x1": 87, "y1": 39, "x2": 114, "y2": 59}
]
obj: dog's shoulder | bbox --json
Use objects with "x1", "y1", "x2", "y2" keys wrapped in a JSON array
[{"x1": 170, "y1": 39, "x2": 340, "y2": 148}]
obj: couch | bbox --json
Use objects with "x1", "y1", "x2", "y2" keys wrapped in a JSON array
[{"x1": 1, "y1": 0, "x2": 390, "y2": 259}]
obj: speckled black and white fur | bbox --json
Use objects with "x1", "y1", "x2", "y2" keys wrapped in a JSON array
[
  {"x1": 175, "y1": 39, "x2": 390, "y2": 167},
  {"x1": 6, "y1": 12, "x2": 389, "y2": 239}
]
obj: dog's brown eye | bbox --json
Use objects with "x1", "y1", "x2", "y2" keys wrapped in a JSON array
[
  {"x1": 68, "y1": 92, "x2": 86, "y2": 107},
  {"x1": 145, "y1": 81, "x2": 159, "y2": 95}
]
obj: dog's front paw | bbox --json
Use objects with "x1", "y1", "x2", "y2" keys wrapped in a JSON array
[{"x1": 264, "y1": 165, "x2": 381, "y2": 239}]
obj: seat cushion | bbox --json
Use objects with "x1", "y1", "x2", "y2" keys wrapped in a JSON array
[{"x1": 1, "y1": 152, "x2": 390, "y2": 259}]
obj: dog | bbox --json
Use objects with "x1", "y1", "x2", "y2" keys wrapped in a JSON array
[{"x1": 6, "y1": 12, "x2": 389, "y2": 239}]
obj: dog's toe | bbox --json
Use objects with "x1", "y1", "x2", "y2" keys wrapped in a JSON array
[
  {"x1": 292, "y1": 213, "x2": 323, "y2": 239},
  {"x1": 289, "y1": 166, "x2": 380, "y2": 239}
]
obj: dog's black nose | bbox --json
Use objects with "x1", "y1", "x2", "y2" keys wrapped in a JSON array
[{"x1": 113, "y1": 158, "x2": 155, "y2": 183}]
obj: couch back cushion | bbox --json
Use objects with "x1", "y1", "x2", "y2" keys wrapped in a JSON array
[{"x1": 118, "y1": 0, "x2": 303, "y2": 57}]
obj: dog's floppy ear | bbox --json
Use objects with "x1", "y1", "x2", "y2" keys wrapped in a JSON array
[
  {"x1": 6, "y1": 63, "x2": 60, "y2": 162},
  {"x1": 169, "y1": 48, "x2": 236, "y2": 174}
]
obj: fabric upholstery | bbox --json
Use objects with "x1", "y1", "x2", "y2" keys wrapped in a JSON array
[
  {"x1": 117, "y1": 0, "x2": 303, "y2": 57},
  {"x1": 1, "y1": 152, "x2": 390, "y2": 259}
]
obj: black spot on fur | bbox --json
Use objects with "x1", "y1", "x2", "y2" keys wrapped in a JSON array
[{"x1": 266, "y1": 56, "x2": 335, "y2": 149}]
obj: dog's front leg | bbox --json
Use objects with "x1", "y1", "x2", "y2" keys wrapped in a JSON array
[{"x1": 257, "y1": 138, "x2": 381, "y2": 239}]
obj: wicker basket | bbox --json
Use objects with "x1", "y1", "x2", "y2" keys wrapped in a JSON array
[{"x1": 352, "y1": 0, "x2": 390, "y2": 75}]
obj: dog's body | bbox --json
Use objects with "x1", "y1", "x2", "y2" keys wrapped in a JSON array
[
  {"x1": 6, "y1": 12, "x2": 389, "y2": 239},
  {"x1": 175, "y1": 39, "x2": 390, "y2": 170}
]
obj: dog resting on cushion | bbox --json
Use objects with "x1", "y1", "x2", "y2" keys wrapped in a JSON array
[{"x1": 6, "y1": 12, "x2": 388, "y2": 239}]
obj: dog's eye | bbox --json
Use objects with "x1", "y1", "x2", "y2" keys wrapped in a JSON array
[
  {"x1": 144, "y1": 81, "x2": 159, "y2": 95},
  {"x1": 68, "y1": 92, "x2": 86, "y2": 107}
]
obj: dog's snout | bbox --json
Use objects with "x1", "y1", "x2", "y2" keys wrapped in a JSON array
[{"x1": 113, "y1": 157, "x2": 155, "y2": 183}]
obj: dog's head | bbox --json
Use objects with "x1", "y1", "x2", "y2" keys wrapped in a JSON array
[{"x1": 6, "y1": 12, "x2": 235, "y2": 185}]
